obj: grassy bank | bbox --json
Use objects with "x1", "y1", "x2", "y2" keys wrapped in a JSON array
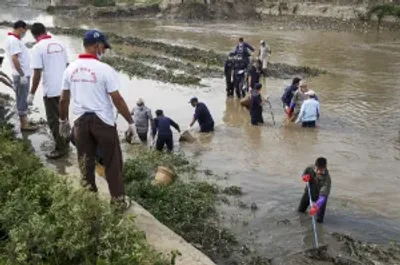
[
  {"x1": 0, "y1": 124, "x2": 168, "y2": 265},
  {"x1": 122, "y1": 148, "x2": 272, "y2": 264}
]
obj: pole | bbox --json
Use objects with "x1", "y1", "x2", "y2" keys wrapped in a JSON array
[{"x1": 306, "y1": 181, "x2": 319, "y2": 248}]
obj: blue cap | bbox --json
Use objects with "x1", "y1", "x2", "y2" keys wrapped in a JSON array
[
  {"x1": 255, "y1": 83, "x2": 262, "y2": 89},
  {"x1": 189, "y1": 97, "x2": 198, "y2": 103},
  {"x1": 83, "y1": 29, "x2": 111, "y2": 49}
]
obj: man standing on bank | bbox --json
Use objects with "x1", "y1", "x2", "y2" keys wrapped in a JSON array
[
  {"x1": 189, "y1": 97, "x2": 214, "y2": 133},
  {"x1": 29, "y1": 23, "x2": 69, "y2": 159},
  {"x1": 59, "y1": 29, "x2": 135, "y2": 205},
  {"x1": 5, "y1": 20, "x2": 37, "y2": 131},
  {"x1": 298, "y1": 157, "x2": 331, "y2": 223}
]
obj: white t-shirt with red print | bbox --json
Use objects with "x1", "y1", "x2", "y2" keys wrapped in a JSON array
[
  {"x1": 61, "y1": 54, "x2": 120, "y2": 126},
  {"x1": 31, "y1": 35, "x2": 69, "y2": 97},
  {"x1": 5, "y1": 33, "x2": 31, "y2": 77}
]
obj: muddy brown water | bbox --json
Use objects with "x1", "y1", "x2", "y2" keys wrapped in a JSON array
[{"x1": 1, "y1": 2, "x2": 400, "y2": 262}]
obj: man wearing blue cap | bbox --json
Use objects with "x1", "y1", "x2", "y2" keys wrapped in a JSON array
[
  {"x1": 189, "y1": 97, "x2": 214, "y2": 132},
  {"x1": 59, "y1": 29, "x2": 135, "y2": 207}
]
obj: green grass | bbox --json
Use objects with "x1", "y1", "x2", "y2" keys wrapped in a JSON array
[{"x1": 367, "y1": 4, "x2": 400, "y2": 28}]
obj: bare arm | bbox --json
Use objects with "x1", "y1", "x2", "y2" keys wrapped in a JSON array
[
  {"x1": 11, "y1": 54, "x2": 24, "y2": 76},
  {"x1": 30, "y1": 69, "x2": 42, "y2": 95},
  {"x1": 59, "y1": 90, "x2": 70, "y2": 121},
  {"x1": 109, "y1": 91, "x2": 133, "y2": 124},
  {"x1": 189, "y1": 116, "x2": 196, "y2": 127}
]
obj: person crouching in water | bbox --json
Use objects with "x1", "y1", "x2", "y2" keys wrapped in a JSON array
[
  {"x1": 250, "y1": 83, "x2": 264, "y2": 125},
  {"x1": 152, "y1": 109, "x2": 180, "y2": 152},
  {"x1": 295, "y1": 90, "x2": 320, "y2": 128},
  {"x1": 131, "y1": 98, "x2": 153, "y2": 142},
  {"x1": 298, "y1": 157, "x2": 331, "y2": 223}
]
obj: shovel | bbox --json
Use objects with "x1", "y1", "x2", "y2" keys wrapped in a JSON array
[{"x1": 306, "y1": 181, "x2": 319, "y2": 249}]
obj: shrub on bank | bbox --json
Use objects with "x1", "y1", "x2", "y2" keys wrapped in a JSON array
[{"x1": 0, "y1": 126, "x2": 167, "y2": 265}]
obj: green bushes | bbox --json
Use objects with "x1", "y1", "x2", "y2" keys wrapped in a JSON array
[
  {"x1": 367, "y1": 4, "x2": 400, "y2": 28},
  {"x1": 0, "y1": 126, "x2": 167, "y2": 265}
]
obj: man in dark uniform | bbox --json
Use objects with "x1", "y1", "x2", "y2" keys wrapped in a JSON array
[
  {"x1": 152, "y1": 109, "x2": 180, "y2": 152},
  {"x1": 247, "y1": 59, "x2": 263, "y2": 90},
  {"x1": 250, "y1": 83, "x2": 264, "y2": 125},
  {"x1": 232, "y1": 57, "x2": 248, "y2": 98},
  {"x1": 189, "y1": 97, "x2": 214, "y2": 133},
  {"x1": 224, "y1": 53, "x2": 235, "y2": 97},
  {"x1": 298, "y1": 157, "x2": 332, "y2": 223}
]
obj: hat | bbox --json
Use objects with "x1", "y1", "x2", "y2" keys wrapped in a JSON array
[
  {"x1": 137, "y1": 98, "x2": 144, "y2": 105},
  {"x1": 83, "y1": 29, "x2": 111, "y2": 49},
  {"x1": 305, "y1": 90, "x2": 315, "y2": 96},
  {"x1": 299, "y1": 80, "x2": 307, "y2": 87},
  {"x1": 189, "y1": 97, "x2": 198, "y2": 103},
  {"x1": 254, "y1": 83, "x2": 262, "y2": 89},
  {"x1": 260, "y1": 40, "x2": 265, "y2": 44}
]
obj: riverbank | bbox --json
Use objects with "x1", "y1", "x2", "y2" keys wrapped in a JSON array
[{"x1": 39, "y1": 1, "x2": 400, "y2": 32}]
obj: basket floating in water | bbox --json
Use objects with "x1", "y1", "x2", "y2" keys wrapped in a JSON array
[{"x1": 240, "y1": 94, "x2": 251, "y2": 108}]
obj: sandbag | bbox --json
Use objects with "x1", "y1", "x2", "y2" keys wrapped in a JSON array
[
  {"x1": 179, "y1": 130, "x2": 196, "y2": 143},
  {"x1": 153, "y1": 166, "x2": 175, "y2": 186}
]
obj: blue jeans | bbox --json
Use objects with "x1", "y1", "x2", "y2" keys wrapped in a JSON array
[{"x1": 12, "y1": 75, "x2": 30, "y2": 117}]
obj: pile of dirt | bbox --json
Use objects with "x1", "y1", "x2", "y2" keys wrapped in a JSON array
[{"x1": 162, "y1": 2, "x2": 260, "y2": 21}]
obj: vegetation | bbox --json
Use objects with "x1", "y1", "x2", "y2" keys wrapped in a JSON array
[
  {"x1": 123, "y1": 148, "x2": 271, "y2": 264},
  {"x1": 367, "y1": 4, "x2": 400, "y2": 28},
  {"x1": 0, "y1": 125, "x2": 168, "y2": 265}
]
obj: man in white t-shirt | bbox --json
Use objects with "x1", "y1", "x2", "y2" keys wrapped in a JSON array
[
  {"x1": 5, "y1": 20, "x2": 37, "y2": 131},
  {"x1": 29, "y1": 22, "x2": 69, "y2": 159},
  {"x1": 59, "y1": 29, "x2": 135, "y2": 207}
]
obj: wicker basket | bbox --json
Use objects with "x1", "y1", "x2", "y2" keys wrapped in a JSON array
[{"x1": 154, "y1": 166, "x2": 175, "y2": 186}]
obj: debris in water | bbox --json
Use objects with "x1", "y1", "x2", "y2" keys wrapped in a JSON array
[
  {"x1": 250, "y1": 202, "x2": 258, "y2": 211},
  {"x1": 222, "y1": 185, "x2": 243, "y2": 196}
]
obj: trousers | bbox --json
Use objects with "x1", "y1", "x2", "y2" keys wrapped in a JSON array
[
  {"x1": 44, "y1": 96, "x2": 68, "y2": 151},
  {"x1": 156, "y1": 134, "x2": 173, "y2": 151},
  {"x1": 74, "y1": 113, "x2": 124, "y2": 199},
  {"x1": 298, "y1": 185, "x2": 328, "y2": 222},
  {"x1": 12, "y1": 75, "x2": 30, "y2": 117}
]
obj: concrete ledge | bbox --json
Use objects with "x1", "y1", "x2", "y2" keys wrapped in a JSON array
[{"x1": 95, "y1": 176, "x2": 216, "y2": 265}]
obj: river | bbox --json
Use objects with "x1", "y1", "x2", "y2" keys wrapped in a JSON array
[{"x1": 1, "y1": 2, "x2": 400, "y2": 261}]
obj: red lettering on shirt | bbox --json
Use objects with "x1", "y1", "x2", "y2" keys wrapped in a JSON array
[
  {"x1": 46, "y1": 43, "x2": 64, "y2": 54},
  {"x1": 70, "y1": 67, "x2": 98, "y2": 83}
]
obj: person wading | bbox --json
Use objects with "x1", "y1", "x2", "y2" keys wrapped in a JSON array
[
  {"x1": 5, "y1": 20, "x2": 37, "y2": 131},
  {"x1": 258, "y1": 40, "x2": 271, "y2": 73},
  {"x1": 281, "y1": 77, "x2": 301, "y2": 113},
  {"x1": 295, "y1": 90, "x2": 320, "y2": 128},
  {"x1": 247, "y1": 59, "x2": 263, "y2": 90},
  {"x1": 233, "y1": 37, "x2": 254, "y2": 66},
  {"x1": 28, "y1": 23, "x2": 69, "y2": 159},
  {"x1": 131, "y1": 98, "x2": 153, "y2": 142},
  {"x1": 59, "y1": 29, "x2": 135, "y2": 207},
  {"x1": 152, "y1": 109, "x2": 180, "y2": 152},
  {"x1": 250, "y1": 83, "x2": 264, "y2": 125},
  {"x1": 287, "y1": 80, "x2": 318, "y2": 122},
  {"x1": 298, "y1": 157, "x2": 331, "y2": 223},
  {"x1": 189, "y1": 97, "x2": 214, "y2": 133}
]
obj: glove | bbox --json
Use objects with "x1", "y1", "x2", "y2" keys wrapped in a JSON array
[
  {"x1": 59, "y1": 119, "x2": 71, "y2": 139},
  {"x1": 187, "y1": 126, "x2": 192, "y2": 131},
  {"x1": 302, "y1": 174, "x2": 311, "y2": 182},
  {"x1": 287, "y1": 108, "x2": 293, "y2": 116},
  {"x1": 125, "y1": 124, "x2": 135, "y2": 143},
  {"x1": 309, "y1": 203, "x2": 319, "y2": 216},
  {"x1": 27, "y1": 93, "x2": 34, "y2": 106},
  {"x1": 20, "y1": 76, "x2": 28, "y2": 85}
]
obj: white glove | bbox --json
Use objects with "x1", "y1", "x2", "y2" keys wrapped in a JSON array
[
  {"x1": 187, "y1": 126, "x2": 192, "y2": 131},
  {"x1": 59, "y1": 119, "x2": 71, "y2": 139},
  {"x1": 27, "y1": 93, "x2": 34, "y2": 106},
  {"x1": 126, "y1": 124, "x2": 135, "y2": 135},
  {"x1": 20, "y1": 76, "x2": 28, "y2": 85}
]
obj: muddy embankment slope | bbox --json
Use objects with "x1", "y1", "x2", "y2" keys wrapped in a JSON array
[{"x1": 42, "y1": 0, "x2": 400, "y2": 31}]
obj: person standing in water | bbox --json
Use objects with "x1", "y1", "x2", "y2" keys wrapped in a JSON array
[
  {"x1": 5, "y1": 20, "x2": 37, "y2": 131},
  {"x1": 131, "y1": 98, "x2": 153, "y2": 142},
  {"x1": 250, "y1": 83, "x2": 264, "y2": 125},
  {"x1": 281, "y1": 77, "x2": 301, "y2": 113},
  {"x1": 258, "y1": 40, "x2": 271, "y2": 73},
  {"x1": 152, "y1": 109, "x2": 180, "y2": 152},
  {"x1": 287, "y1": 80, "x2": 318, "y2": 121},
  {"x1": 298, "y1": 157, "x2": 331, "y2": 223},
  {"x1": 189, "y1": 97, "x2": 214, "y2": 133},
  {"x1": 29, "y1": 22, "x2": 70, "y2": 159},
  {"x1": 295, "y1": 90, "x2": 320, "y2": 128}
]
